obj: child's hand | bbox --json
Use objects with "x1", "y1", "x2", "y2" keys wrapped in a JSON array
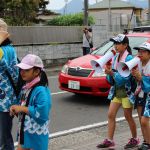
[
  {"x1": 10, "y1": 105, "x2": 22, "y2": 115},
  {"x1": 131, "y1": 69, "x2": 142, "y2": 81},
  {"x1": 105, "y1": 65, "x2": 113, "y2": 76},
  {"x1": 9, "y1": 106, "x2": 16, "y2": 116}
]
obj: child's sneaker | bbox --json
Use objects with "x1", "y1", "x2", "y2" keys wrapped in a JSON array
[
  {"x1": 138, "y1": 143, "x2": 150, "y2": 150},
  {"x1": 96, "y1": 139, "x2": 115, "y2": 149},
  {"x1": 124, "y1": 138, "x2": 140, "y2": 149}
]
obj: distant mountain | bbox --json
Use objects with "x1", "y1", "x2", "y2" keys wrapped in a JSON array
[
  {"x1": 56, "y1": 0, "x2": 84, "y2": 15},
  {"x1": 52, "y1": 0, "x2": 148, "y2": 15}
]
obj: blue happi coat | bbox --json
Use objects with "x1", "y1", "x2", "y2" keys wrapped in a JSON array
[
  {"x1": 20, "y1": 86, "x2": 52, "y2": 150},
  {"x1": 0, "y1": 45, "x2": 18, "y2": 112},
  {"x1": 140, "y1": 60, "x2": 150, "y2": 117},
  {"x1": 106, "y1": 50, "x2": 136, "y2": 104}
]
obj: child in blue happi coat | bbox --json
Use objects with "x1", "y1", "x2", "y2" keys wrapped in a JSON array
[
  {"x1": 10, "y1": 54, "x2": 51, "y2": 150},
  {"x1": 132, "y1": 42, "x2": 150, "y2": 150},
  {"x1": 97, "y1": 34, "x2": 139, "y2": 149}
]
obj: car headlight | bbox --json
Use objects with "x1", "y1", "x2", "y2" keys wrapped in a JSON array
[
  {"x1": 92, "y1": 71, "x2": 106, "y2": 77},
  {"x1": 61, "y1": 64, "x2": 69, "y2": 74}
]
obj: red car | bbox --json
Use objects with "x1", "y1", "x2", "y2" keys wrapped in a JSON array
[{"x1": 59, "y1": 33, "x2": 150, "y2": 97}]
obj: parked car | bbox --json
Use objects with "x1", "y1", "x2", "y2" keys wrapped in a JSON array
[
  {"x1": 58, "y1": 32, "x2": 150, "y2": 97},
  {"x1": 132, "y1": 26, "x2": 150, "y2": 32},
  {"x1": 124, "y1": 26, "x2": 150, "y2": 34}
]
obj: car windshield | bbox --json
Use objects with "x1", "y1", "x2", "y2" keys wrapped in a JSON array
[
  {"x1": 91, "y1": 36, "x2": 149, "y2": 56},
  {"x1": 129, "y1": 36, "x2": 149, "y2": 55}
]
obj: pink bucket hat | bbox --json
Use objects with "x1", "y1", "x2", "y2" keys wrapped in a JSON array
[{"x1": 16, "y1": 54, "x2": 44, "y2": 69}]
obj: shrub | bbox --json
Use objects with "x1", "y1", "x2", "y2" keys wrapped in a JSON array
[{"x1": 47, "y1": 13, "x2": 94, "y2": 26}]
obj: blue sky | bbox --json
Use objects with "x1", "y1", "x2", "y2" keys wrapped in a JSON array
[{"x1": 47, "y1": 0, "x2": 100, "y2": 10}]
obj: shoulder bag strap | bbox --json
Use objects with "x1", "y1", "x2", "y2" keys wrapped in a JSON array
[{"x1": 84, "y1": 33, "x2": 90, "y2": 44}]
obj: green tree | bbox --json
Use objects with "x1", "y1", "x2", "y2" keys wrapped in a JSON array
[
  {"x1": 47, "y1": 13, "x2": 94, "y2": 26},
  {"x1": 0, "y1": 0, "x2": 49, "y2": 25}
]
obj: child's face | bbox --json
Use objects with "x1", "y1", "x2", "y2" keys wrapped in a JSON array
[
  {"x1": 20, "y1": 68, "x2": 40, "y2": 82},
  {"x1": 138, "y1": 49, "x2": 150, "y2": 62},
  {"x1": 114, "y1": 43, "x2": 127, "y2": 54}
]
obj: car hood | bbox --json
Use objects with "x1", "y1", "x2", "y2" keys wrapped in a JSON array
[{"x1": 68, "y1": 54, "x2": 102, "y2": 69}]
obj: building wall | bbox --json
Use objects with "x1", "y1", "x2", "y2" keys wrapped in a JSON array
[{"x1": 89, "y1": 8, "x2": 140, "y2": 28}]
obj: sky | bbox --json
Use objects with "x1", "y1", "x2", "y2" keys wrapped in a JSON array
[
  {"x1": 47, "y1": 0, "x2": 101, "y2": 10},
  {"x1": 46, "y1": 0, "x2": 145, "y2": 11}
]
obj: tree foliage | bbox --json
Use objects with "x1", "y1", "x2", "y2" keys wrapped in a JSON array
[
  {"x1": 47, "y1": 13, "x2": 94, "y2": 26},
  {"x1": 0, "y1": 0, "x2": 49, "y2": 25}
]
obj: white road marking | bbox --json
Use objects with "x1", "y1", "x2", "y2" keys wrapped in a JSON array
[
  {"x1": 48, "y1": 76, "x2": 58, "y2": 79},
  {"x1": 51, "y1": 91, "x2": 68, "y2": 95}
]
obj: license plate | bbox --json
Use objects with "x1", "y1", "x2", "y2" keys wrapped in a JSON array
[{"x1": 68, "y1": 80, "x2": 80, "y2": 90}]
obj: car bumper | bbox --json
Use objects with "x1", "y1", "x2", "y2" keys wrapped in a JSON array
[{"x1": 58, "y1": 72, "x2": 111, "y2": 97}]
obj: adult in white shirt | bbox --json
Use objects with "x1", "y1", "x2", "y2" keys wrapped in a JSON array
[{"x1": 82, "y1": 27, "x2": 92, "y2": 55}]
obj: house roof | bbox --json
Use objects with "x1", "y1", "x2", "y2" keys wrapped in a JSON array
[{"x1": 89, "y1": 0, "x2": 142, "y2": 10}]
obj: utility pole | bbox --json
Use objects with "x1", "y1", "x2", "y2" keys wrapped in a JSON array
[
  {"x1": 148, "y1": 0, "x2": 150, "y2": 21},
  {"x1": 84, "y1": 0, "x2": 88, "y2": 26},
  {"x1": 108, "y1": 0, "x2": 111, "y2": 31}
]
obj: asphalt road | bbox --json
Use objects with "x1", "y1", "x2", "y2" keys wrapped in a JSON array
[{"x1": 12, "y1": 74, "x2": 132, "y2": 141}]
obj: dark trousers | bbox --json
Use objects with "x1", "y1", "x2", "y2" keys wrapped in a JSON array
[
  {"x1": 0, "y1": 112, "x2": 14, "y2": 150},
  {"x1": 82, "y1": 47, "x2": 90, "y2": 55}
]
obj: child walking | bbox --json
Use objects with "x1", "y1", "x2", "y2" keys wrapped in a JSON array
[
  {"x1": 96, "y1": 34, "x2": 139, "y2": 149},
  {"x1": 132, "y1": 42, "x2": 150, "y2": 150},
  {"x1": 10, "y1": 54, "x2": 52, "y2": 150}
]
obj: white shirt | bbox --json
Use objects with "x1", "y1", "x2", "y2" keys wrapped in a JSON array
[{"x1": 82, "y1": 32, "x2": 92, "y2": 47}]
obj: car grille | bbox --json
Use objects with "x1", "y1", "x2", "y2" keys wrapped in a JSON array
[{"x1": 68, "y1": 67, "x2": 92, "y2": 77}]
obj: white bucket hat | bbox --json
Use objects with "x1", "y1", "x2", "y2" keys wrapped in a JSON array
[{"x1": 134, "y1": 42, "x2": 150, "y2": 51}]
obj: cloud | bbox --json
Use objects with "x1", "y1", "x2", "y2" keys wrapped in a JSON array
[{"x1": 47, "y1": 0, "x2": 99, "y2": 10}]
